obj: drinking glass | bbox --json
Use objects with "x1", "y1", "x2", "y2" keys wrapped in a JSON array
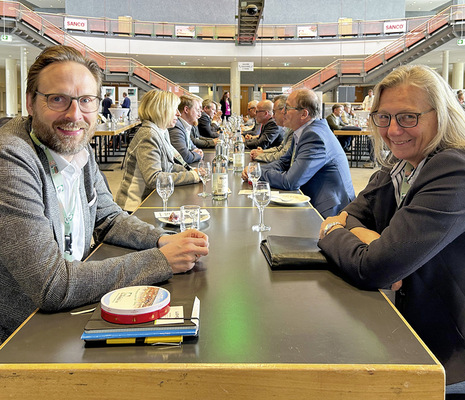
[
  {"x1": 156, "y1": 172, "x2": 174, "y2": 211},
  {"x1": 252, "y1": 182, "x2": 271, "y2": 232},
  {"x1": 180, "y1": 205, "x2": 201, "y2": 232},
  {"x1": 247, "y1": 161, "x2": 261, "y2": 198},
  {"x1": 197, "y1": 160, "x2": 212, "y2": 197}
]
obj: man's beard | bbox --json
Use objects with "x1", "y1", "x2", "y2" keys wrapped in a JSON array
[{"x1": 31, "y1": 116, "x2": 95, "y2": 156}]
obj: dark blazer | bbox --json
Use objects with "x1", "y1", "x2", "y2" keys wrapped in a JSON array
[
  {"x1": 245, "y1": 118, "x2": 284, "y2": 150},
  {"x1": 190, "y1": 125, "x2": 215, "y2": 149},
  {"x1": 198, "y1": 112, "x2": 219, "y2": 139},
  {"x1": 318, "y1": 149, "x2": 465, "y2": 385},
  {"x1": 168, "y1": 119, "x2": 202, "y2": 164},
  {"x1": 260, "y1": 119, "x2": 355, "y2": 218}
]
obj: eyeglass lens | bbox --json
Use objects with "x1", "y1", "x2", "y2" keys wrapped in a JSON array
[{"x1": 44, "y1": 93, "x2": 100, "y2": 112}]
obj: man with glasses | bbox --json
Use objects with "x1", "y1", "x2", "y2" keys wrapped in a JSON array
[
  {"x1": 0, "y1": 45, "x2": 209, "y2": 344},
  {"x1": 243, "y1": 100, "x2": 258, "y2": 131},
  {"x1": 243, "y1": 89, "x2": 354, "y2": 218},
  {"x1": 250, "y1": 95, "x2": 293, "y2": 163},
  {"x1": 244, "y1": 100, "x2": 283, "y2": 150}
]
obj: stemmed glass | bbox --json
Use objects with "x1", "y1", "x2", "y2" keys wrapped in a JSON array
[
  {"x1": 156, "y1": 172, "x2": 174, "y2": 211},
  {"x1": 252, "y1": 182, "x2": 271, "y2": 232},
  {"x1": 247, "y1": 161, "x2": 261, "y2": 198},
  {"x1": 198, "y1": 160, "x2": 212, "y2": 197}
]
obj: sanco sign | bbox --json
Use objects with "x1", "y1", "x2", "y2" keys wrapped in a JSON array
[
  {"x1": 384, "y1": 21, "x2": 407, "y2": 34},
  {"x1": 64, "y1": 17, "x2": 87, "y2": 31}
]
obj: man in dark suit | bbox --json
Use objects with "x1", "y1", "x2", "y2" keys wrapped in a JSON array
[
  {"x1": 326, "y1": 103, "x2": 351, "y2": 151},
  {"x1": 198, "y1": 99, "x2": 220, "y2": 139},
  {"x1": 244, "y1": 100, "x2": 283, "y2": 150},
  {"x1": 169, "y1": 95, "x2": 204, "y2": 164},
  {"x1": 243, "y1": 89, "x2": 355, "y2": 218}
]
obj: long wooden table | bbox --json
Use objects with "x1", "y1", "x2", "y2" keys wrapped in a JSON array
[
  {"x1": 93, "y1": 120, "x2": 141, "y2": 165},
  {"x1": 334, "y1": 129, "x2": 372, "y2": 167},
  {"x1": 0, "y1": 155, "x2": 444, "y2": 399}
]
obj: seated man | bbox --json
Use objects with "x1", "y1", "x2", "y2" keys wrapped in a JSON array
[
  {"x1": 243, "y1": 89, "x2": 355, "y2": 218},
  {"x1": 198, "y1": 99, "x2": 220, "y2": 139},
  {"x1": 190, "y1": 120, "x2": 217, "y2": 149},
  {"x1": 244, "y1": 100, "x2": 284, "y2": 150},
  {"x1": 0, "y1": 45, "x2": 209, "y2": 343},
  {"x1": 250, "y1": 95, "x2": 293, "y2": 163},
  {"x1": 326, "y1": 103, "x2": 352, "y2": 151},
  {"x1": 169, "y1": 95, "x2": 204, "y2": 164},
  {"x1": 341, "y1": 102, "x2": 355, "y2": 124},
  {"x1": 242, "y1": 100, "x2": 258, "y2": 132}
]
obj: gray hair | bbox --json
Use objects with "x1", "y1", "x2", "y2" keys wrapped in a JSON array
[{"x1": 370, "y1": 64, "x2": 465, "y2": 166}]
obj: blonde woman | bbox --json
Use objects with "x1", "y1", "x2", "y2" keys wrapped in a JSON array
[
  {"x1": 116, "y1": 90, "x2": 200, "y2": 212},
  {"x1": 318, "y1": 65, "x2": 465, "y2": 392}
]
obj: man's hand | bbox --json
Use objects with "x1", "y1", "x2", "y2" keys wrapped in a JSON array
[
  {"x1": 158, "y1": 230, "x2": 209, "y2": 273},
  {"x1": 319, "y1": 211, "x2": 348, "y2": 239},
  {"x1": 193, "y1": 148, "x2": 204, "y2": 159},
  {"x1": 250, "y1": 147, "x2": 263, "y2": 160},
  {"x1": 241, "y1": 166, "x2": 249, "y2": 181}
]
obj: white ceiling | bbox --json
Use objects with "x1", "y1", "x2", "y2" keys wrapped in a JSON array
[{"x1": 1, "y1": 0, "x2": 462, "y2": 80}]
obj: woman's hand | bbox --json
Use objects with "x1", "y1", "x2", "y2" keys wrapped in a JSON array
[{"x1": 319, "y1": 211, "x2": 348, "y2": 239}]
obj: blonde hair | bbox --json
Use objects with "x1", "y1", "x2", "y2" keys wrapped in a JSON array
[
  {"x1": 138, "y1": 90, "x2": 180, "y2": 129},
  {"x1": 370, "y1": 65, "x2": 465, "y2": 166}
]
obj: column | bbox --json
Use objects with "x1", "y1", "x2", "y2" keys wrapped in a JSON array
[
  {"x1": 452, "y1": 62, "x2": 464, "y2": 89},
  {"x1": 442, "y1": 50, "x2": 449, "y2": 84},
  {"x1": 230, "y1": 61, "x2": 240, "y2": 117},
  {"x1": 20, "y1": 47, "x2": 28, "y2": 116},
  {"x1": 5, "y1": 58, "x2": 18, "y2": 117}
]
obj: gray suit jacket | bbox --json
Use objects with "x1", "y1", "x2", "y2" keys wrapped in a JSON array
[
  {"x1": 169, "y1": 119, "x2": 202, "y2": 164},
  {"x1": 116, "y1": 120, "x2": 198, "y2": 211},
  {"x1": 0, "y1": 117, "x2": 173, "y2": 342}
]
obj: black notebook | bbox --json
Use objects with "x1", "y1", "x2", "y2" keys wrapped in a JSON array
[{"x1": 260, "y1": 235, "x2": 330, "y2": 270}]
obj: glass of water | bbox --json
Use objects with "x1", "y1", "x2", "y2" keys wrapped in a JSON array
[
  {"x1": 197, "y1": 160, "x2": 211, "y2": 197},
  {"x1": 156, "y1": 172, "x2": 174, "y2": 211},
  {"x1": 247, "y1": 161, "x2": 261, "y2": 198},
  {"x1": 252, "y1": 181, "x2": 271, "y2": 232}
]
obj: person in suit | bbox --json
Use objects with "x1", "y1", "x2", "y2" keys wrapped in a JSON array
[
  {"x1": 243, "y1": 100, "x2": 258, "y2": 131},
  {"x1": 242, "y1": 89, "x2": 355, "y2": 218},
  {"x1": 250, "y1": 95, "x2": 293, "y2": 163},
  {"x1": 244, "y1": 100, "x2": 284, "y2": 150},
  {"x1": 190, "y1": 121, "x2": 216, "y2": 149},
  {"x1": 101, "y1": 92, "x2": 112, "y2": 119},
  {"x1": 318, "y1": 65, "x2": 465, "y2": 395},
  {"x1": 117, "y1": 90, "x2": 202, "y2": 212},
  {"x1": 197, "y1": 99, "x2": 220, "y2": 139},
  {"x1": 168, "y1": 95, "x2": 204, "y2": 164},
  {"x1": 0, "y1": 45, "x2": 209, "y2": 344},
  {"x1": 326, "y1": 103, "x2": 351, "y2": 151}
]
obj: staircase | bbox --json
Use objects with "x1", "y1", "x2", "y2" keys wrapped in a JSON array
[{"x1": 293, "y1": 5, "x2": 465, "y2": 92}]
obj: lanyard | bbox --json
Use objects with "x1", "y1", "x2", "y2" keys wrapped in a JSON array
[
  {"x1": 30, "y1": 131, "x2": 79, "y2": 260},
  {"x1": 400, "y1": 162, "x2": 414, "y2": 203}
]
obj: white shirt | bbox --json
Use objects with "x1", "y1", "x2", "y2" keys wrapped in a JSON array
[{"x1": 49, "y1": 148, "x2": 89, "y2": 261}]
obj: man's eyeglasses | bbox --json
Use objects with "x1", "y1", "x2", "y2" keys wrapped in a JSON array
[
  {"x1": 370, "y1": 108, "x2": 434, "y2": 128},
  {"x1": 256, "y1": 110, "x2": 267, "y2": 114},
  {"x1": 36, "y1": 91, "x2": 101, "y2": 113},
  {"x1": 273, "y1": 107, "x2": 284, "y2": 115},
  {"x1": 283, "y1": 104, "x2": 304, "y2": 113}
]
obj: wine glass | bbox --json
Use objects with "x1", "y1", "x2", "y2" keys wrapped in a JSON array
[
  {"x1": 197, "y1": 160, "x2": 212, "y2": 197},
  {"x1": 156, "y1": 172, "x2": 174, "y2": 211},
  {"x1": 247, "y1": 161, "x2": 261, "y2": 198},
  {"x1": 252, "y1": 182, "x2": 271, "y2": 232}
]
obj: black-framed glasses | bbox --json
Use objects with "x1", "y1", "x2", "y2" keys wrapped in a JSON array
[
  {"x1": 370, "y1": 108, "x2": 434, "y2": 128},
  {"x1": 283, "y1": 104, "x2": 304, "y2": 113},
  {"x1": 36, "y1": 91, "x2": 101, "y2": 113},
  {"x1": 256, "y1": 110, "x2": 267, "y2": 114}
]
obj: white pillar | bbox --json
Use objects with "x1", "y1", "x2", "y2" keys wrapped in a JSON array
[
  {"x1": 230, "y1": 61, "x2": 240, "y2": 117},
  {"x1": 5, "y1": 58, "x2": 18, "y2": 117},
  {"x1": 20, "y1": 47, "x2": 28, "y2": 116},
  {"x1": 442, "y1": 50, "x2": 449, "y2": 84},
  {"x1": 452, "y1": 62, "x2": 464, "y2": 90}
]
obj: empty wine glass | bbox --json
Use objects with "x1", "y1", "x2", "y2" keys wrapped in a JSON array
[
  {"x1": 247, "y1": 161, "x2": 261, "y2": 198},
  {"x1": 252, "y1": 181, "x2": 271, "y2": 232},
  {"x1": 156, "y1": 172, "x2": 174, "y2": 211},
  {"x1": 197, "y1": 160, "x2": 212, "y2": 197}
]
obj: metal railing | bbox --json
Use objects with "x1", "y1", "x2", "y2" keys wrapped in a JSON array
[
  {"x1": 292, "y1": 4, "x2": 464, "y2": 90},
  {"x1": 0, "y1": 1, "x2": 189, "y2": 95}
]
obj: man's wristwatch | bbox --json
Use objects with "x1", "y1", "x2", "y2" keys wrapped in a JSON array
[{"x1": 323, "y1": 221, "x2": 343, "y2": 236}]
